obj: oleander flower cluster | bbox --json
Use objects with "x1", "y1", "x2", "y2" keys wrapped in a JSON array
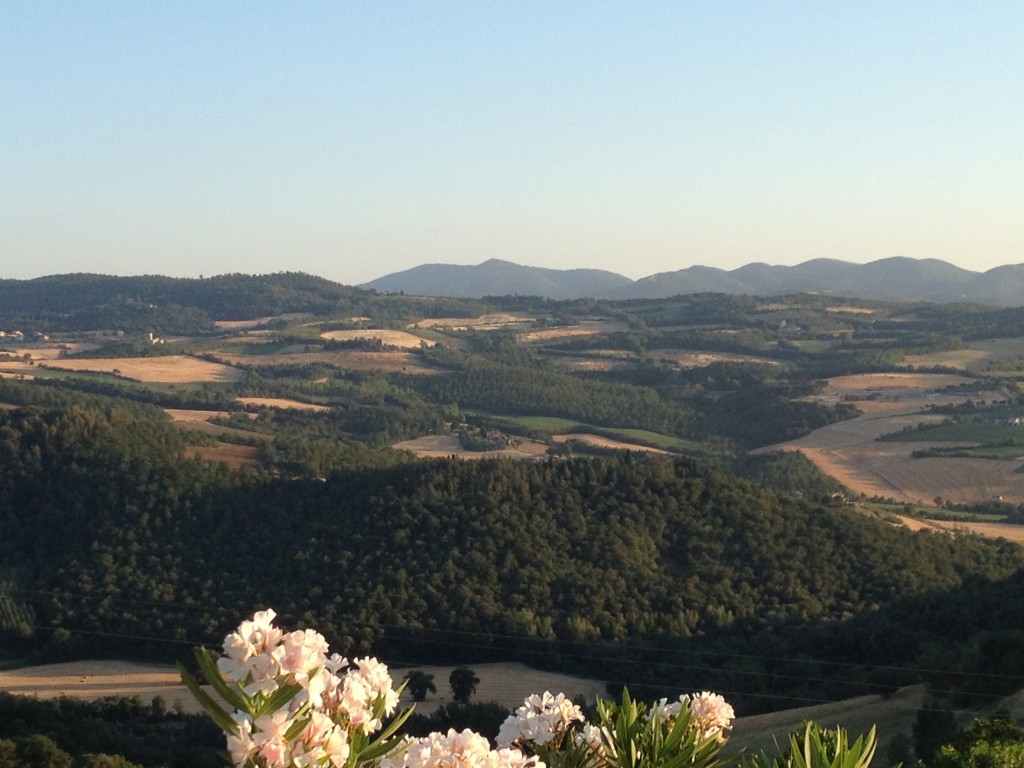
[
  {"x1": 651, "y1": 691, "x2": 735, "y2": 743},
  {"x1": 181, "y1": 609, "x2": 408, "y2": 768},
  {"x1": 502, "y1": 688, "x2": 736, "y2": 768},
  {"x1": 184, "y1": 610, "x2": 738, "y2": 768},
  {"x1": 384, "y1": 729, "x2": 542, "y2": 768},
  {"x1": 497, "y1": 692, "x2": 585, "y2": 749}
]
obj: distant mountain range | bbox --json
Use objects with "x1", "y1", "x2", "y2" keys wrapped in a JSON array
[{"x1": 362, "y1": 257, "x2": 1024, "y2": 305}]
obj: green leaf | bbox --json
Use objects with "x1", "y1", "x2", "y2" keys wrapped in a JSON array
[
  {"x1": 253, "y1": 682, "x2": 303, "y2": 718},
  {"x1": 194, "y1": 647, "x2": 251, "y2": 713},
  {"x1": 178, "y1": 662, "x2": 239, "y2": 734}
]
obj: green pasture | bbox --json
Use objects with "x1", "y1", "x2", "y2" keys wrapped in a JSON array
[
  {"x1": 467, "y1": 412, "x2": 705, "y2": 454},
  {"x1": 593, "y1": 427, "x2": 706, "y2": 453},
  {"x1": 883, "y1": 420, "x2": 1024, "y2": 446},
  {"x1": 473, "y1": 413, "x2": 584, "y2": 433},
  {"x1": 863, "y1": 501, "x2": 1008, "y2": 523}
]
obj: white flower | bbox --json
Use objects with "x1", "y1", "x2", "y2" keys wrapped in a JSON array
[
  {"x1": 650, "y1": 697, "x2": 683, "y2": 723},
  {"x1": 497, "y1": 691, "x2": 585, "y2": 748},
  {"x1": 575, "y1": 724, "x2": 616, "y2": 758},
  {"x1": 277, "y1": 628, "x2": 329, "y2": 679},
  {"x1": 682, "y1": 691, "x2": 734, "y2": 742},
  {"x1": 226, "y1": 713, "x2": 256, "y2": 767},
  {"x1": 353, "y1": 657, "x2": 401, "y2": 715},
  {"x1": 385, "y1": 729, "x2": 542, "y2": 768},
  {"x1": 252, "y1": 709, "x2": 294, "y2": 766},
  {"x1": 222, "y1": 608, "x2": 283, "y2": 662}
]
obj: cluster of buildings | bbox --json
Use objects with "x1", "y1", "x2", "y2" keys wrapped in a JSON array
[{"x1": 0, "y1": 329, "x2": 48, "y2": 341}]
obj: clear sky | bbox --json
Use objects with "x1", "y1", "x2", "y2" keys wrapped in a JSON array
[{"x1": 2, "y1": 2, "x2": 1022, "y2": 285}]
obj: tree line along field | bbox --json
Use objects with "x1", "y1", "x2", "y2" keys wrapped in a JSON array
[{"x1": 7, "y1": 274, "x2": 1024, "y2": 762}]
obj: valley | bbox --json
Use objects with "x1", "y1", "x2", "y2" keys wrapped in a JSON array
[{"x1": 4, "y1": 273, "x2": 1024, "y2": 764}]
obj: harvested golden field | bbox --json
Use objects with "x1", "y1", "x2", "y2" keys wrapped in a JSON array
[
  {"x1": 214, "y1": 350, "x2": 440, "y2": 375},
  {"x1": 763, "y1": 373, "x2": 1024, "y2": 507},
  {"x1": 517, "y1": 321, "x2": 628, "y2": 343},
  {"x1": 651, "y1": 349, "x2": 780, "y2": 369},
  {"x1": 927, "y1": 519, "x2": 1024, "y2": 542},
  {"x1": 551, "y1": 433, "x2": 668, "y2": 454},
  {"x1": 0, "y1": 661, "x2": 200, "y2": 712},
  {"x1": 212, "y1": 313, "x2": 311, "y2": 329},
  {"x1": 186, "y1": 444, "x2": 264, "y2": 469},
  {"x1": 412, "y1": 313, "x2": 535, "y2": 331},
  {"x1": 163, "y1": 409, "x2": 268, "y2": 443},
  {"x1": 165, "y1": 408, "x2": 232, "y2": 422},
  {"x1": 319, "y1": 329, "x2": 436, "y2": 348},
  {"x1": 393, "y1": 662, "x2": 607, "y2": 712},
  {"x1": 904, "y1": 337, "x2": 1024, "y2": 372},
  {"x1": 3, "y1": 343, "x2": 102, "y2": 361},
  {"x1": 39, "y1": 355, "x2": 244, "y2": 383},
  {"x1": 238, "y1": 397, "x2": 330, "y2": 412},
  {"x1": 766, "y1": 409, "x2": 1024, "y2": 505},
  {"x1": 822, "y1": 372, "x2": 976, "y2": 398},
  {"x1": 549, "y1": 357, "x2": 633, "y2": 373},
  {"x1": 730, "y1": 684, "x2": 926, "y2": 754},
  {"x1": 0, "y1": 660, "x2": 968, "y2": 754},
  {"x1": 0, "y1": 361, "x2": 34, "y2": 376},
  {"x1": 825, "y1": 306, "x2": 876, "y2": 314},
  {"x1": 393, "y1": 434, "x2": 549, "y2": 460},
  {"x1": 0, "y1": 660, "x2": 605, "y2": 717}
]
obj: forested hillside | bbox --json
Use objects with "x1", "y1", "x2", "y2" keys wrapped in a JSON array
[
  {"x1": 2, "y1": 401, "x2": 1024, "y2": 716},
  {"x1": 6, "y1": 273, "x2": 1024, "y2": 725}
]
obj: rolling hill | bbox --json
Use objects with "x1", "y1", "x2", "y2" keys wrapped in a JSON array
[{"x1": 364, "y1": 256, "x2": 1024, "y2": 304}]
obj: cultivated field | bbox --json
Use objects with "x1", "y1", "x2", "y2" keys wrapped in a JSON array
[
  {"x1": 729, "y1": 684, "x2": 926, "y2": 755},
  {"x1": 0, "y1": 361, "x2": 34, "y2": 377},
  {"x1": 185, "y1": 444, "x2": 264, "y2": 469},
  {"x1": 766, "y1": 373, "x2": 1024, "y2": 506},
  {"x1": 237, "y1": 397, "x2": 330, "y2": 412},
  {"x1": 817, "y1": 372, "x2": 976, "y2": 399},
  {"x1": 0, "y1": 661, "x2": 199, "y2": 712},
  {"x1": 903, "y1": 337, "x2": 1024, "y2": 372},
  {"x1": 651, "y1": 349, "x2": 781, "y2": 369},
  {"x1": 551, "y1": 433, "x2": 669, "y2": 454},
  {"x1": 38, "y1": 355, "x2": 245, "y2": 384},
  {"x1": 2, "y1": 343, "x2": 102, "y2": 361},
  {"x1": 0, "y1": 660, "x2": 941, "y2": 755},
  {"x1": 894, "y1": 514, "x2": 1024, "y2": 542},
  {"x1": 549, "y1": 357, "x2": 633, "y2": 373},
  {"x1": 320, "y1": 329, "x2": 436, "y2": 348},
  {"x1": 0, "y1": 660, "x2": 605, "y2": 716},
  {"x1": 393, "y1": 434, "x2": 549, "y2": 460},
  {"x1": 825, "y1": 306, "x2": 876, "y2": 314},
  {"x1": 164, "y1": 409, "x2": 268, "y2": 442},
  {"x1": 212, "y1": 313, "x2": 312, "y2": 330},
  {"x1": 412, "y1": 314, "x2": 536, "y2": 331},
  {"x1": 213, "y1": 350, "x2": 440, "y2": 375},
  {"x1": 165, "y1": 409, "x2": 232, "y2": 423},
  {"x1": 517, "y1": 321, "x2": 628, "y2": 343}
]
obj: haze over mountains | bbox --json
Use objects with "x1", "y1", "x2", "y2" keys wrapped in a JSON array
[{"x1": 362, "y1": 257, "x2": 1024, "y2": 305}]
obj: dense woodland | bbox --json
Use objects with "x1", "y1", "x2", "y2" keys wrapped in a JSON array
[{"x1": 4, "y1": 274, "x2": 1024, "y2": 765}]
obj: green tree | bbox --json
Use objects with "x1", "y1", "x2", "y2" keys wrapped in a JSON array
[
  {"x1": 17, "y1": 734, "x2": 72, "y2": 768},
  {"x1": 79, "y1": 756, "x2": 145, "y2": 768},
  {"x1": 0, "y1": 739, "x2": 16, "y2": 768},
  {"x1": 449, "y1": 668, "x2": 480, "y2": 703},
  {"x1": 404, "y1": 670, "x2": 437, "y2": 702},
  {"x1": 931, "y1": 719, "x2": 1024, "y2": 768},
  {"x1": 914, "y1": 697, "x2": 957, "y2": 763}
]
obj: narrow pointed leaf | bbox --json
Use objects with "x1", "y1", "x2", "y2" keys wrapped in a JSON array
[{"x1": 179, "y1": 663, "x2": 240, "y2": 734}]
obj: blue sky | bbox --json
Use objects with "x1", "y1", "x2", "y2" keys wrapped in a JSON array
[{"x1": 2, "y1": 2, "x2": 1022, "y2": 285}]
